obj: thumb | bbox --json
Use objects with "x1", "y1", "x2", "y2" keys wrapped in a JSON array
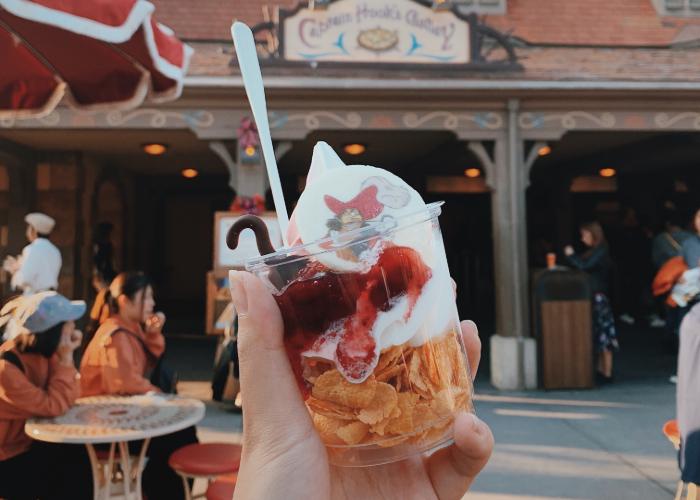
[{"x1": 229, "y1": 270, "x2": 316, "y2": 446}]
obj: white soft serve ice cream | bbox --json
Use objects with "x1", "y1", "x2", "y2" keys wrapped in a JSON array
[{"x1": 289, "y1": 142, "x2": 454, "y2": 381}]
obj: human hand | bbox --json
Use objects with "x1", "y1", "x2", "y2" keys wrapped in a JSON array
[
  {"x1": 2, "y1": 256, "x2": 17, "y2": 273},
  {"x1": 145, "y1": 312, "x2": 166, "y2": 333},
  {"x1": 564, "y1": 246, "x2": 575, "y2": 257},
  {"x1": 229, "y1": 271, "x2": 494, "y2": 500},
  {"x1": 56, "y1": 329, "x2": 82, "y2": 367}
]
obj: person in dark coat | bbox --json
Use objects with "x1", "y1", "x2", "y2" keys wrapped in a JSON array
[{"x1": 565, "y1": 221, "x2": 618, "y2": 384}]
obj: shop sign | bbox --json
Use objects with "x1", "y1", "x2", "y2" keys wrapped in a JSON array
[{"x1": 281, "y1": 0, "x2": 470, "y2": 64}]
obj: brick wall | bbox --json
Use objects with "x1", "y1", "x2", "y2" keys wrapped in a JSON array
[
  {"x1": 35, "y1": 158, "x2": 82, "y2": 298},
  {"x1": 151, "y1": 0, "x2": 700, "y2": 47},
  {"x1": 485, "y1": 0, "x2": 700, "y2": 46},
  {"x1": 152, "y1": 0, "x2": 298, "y2": 41}
]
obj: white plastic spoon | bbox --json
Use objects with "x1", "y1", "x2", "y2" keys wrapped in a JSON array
[{"x1": 231, "y1": 21, "x2": 290, "y2": 246}]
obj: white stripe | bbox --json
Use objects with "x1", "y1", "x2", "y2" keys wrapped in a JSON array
[
  {"x1": 0, "y1": 0, "x2": 193, "y2": 102},
  {"x1": 0, "y1": 0, "x2": 154, "y2": 43},
  {"x1": 140, "y1": 18, "x2": 193, "y2": 98}
]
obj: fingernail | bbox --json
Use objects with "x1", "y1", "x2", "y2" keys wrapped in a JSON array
[
  {"x1": 465, "y1": 320, "x2": 479, "y2": 336},
  {"x1": 229, "y1": 270, "x2": 249, "y2": 315}
]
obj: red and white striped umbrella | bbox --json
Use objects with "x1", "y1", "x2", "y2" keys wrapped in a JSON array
[{"x1": 0, "y1": 0, "x2": 193, "y2": 118}]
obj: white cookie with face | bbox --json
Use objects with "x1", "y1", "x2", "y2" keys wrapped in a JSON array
[{"x1": 292, "y1": 142, "x2": 429, "y2": 271}]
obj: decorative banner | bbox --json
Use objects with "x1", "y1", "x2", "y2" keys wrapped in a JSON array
[
  {"x1": 282, "y1": 0, "x2": 470, "y2": 64},
  {"x1": 237, "y1": 117, "x2": 259, "y2": 149}
]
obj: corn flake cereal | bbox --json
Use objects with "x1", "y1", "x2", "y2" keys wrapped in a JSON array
[
  {"x1": 312, "y1": 369, "x2": 377, "y2": 409},
  {"x1": 337, "y1": 421, "x2": 370, "y2": 445},
  {"x1": 306, "y1": 396, "x2": 355, "y2": 420},
  {"x1": 385, "y1": 392, "x2": 419, "y2": 435},
  {"x1": 305, "y1": 329, "x2": 473, "y2": 450},
  {"x1": 370, "y1": 405, "x2": 401, "y2": 436},
  {"x1": 358, "y1": 382, "x2": 398, "y2": 425},
  {"x1": 313, "y1": 413, "x2": 346, "y2": 445}
]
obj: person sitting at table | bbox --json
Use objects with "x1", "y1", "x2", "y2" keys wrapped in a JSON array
[
  {"x1": 0, "y1": 292, "x2": 92, "y2": 500},
  {"x1": 80, "y1": 271, "x2": 198, "y2": 500}
]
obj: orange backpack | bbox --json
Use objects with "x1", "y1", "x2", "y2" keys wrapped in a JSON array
[{"x1": 652, "y1": 256, "x2": 688, "y2": 306}]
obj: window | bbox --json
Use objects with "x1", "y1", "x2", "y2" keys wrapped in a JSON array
[
  {"x1": 654, "y1": 0, "x2": 700, "y2": 15},
  {"x1": 433, "y1": 0, "x2": 507, "y2": 14}
]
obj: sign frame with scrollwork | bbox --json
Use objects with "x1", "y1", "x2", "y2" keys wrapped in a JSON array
[{"x1": 250, "y1": 0, "x2": 519, "y2": 71}]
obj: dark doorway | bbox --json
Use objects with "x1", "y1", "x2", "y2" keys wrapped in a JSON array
[
  {"x1": 425, "y1": 192, "x2": 495, "y2": 330},
  {"x1": 528, "y1": 131, "x2": 700, "y2": 379},
  {"x1": 134, "y1": 173, "x2": 231, "y2": 334}
]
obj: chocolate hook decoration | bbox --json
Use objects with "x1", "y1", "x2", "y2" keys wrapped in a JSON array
[
  {"x1": 226, "y1": 215, "x2": 276, "y2": 255},
  {"x1": 226, "y1": 214, "x2": 308, "y2": 290}
]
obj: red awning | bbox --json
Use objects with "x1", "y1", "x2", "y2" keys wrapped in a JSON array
[{"x1": 0, "y1": 0, "x2": 193, "y2": 118}]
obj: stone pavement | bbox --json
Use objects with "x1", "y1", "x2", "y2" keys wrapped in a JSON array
[{"x1": 470, "y1": 382, "x2": 677, "y2": 500}]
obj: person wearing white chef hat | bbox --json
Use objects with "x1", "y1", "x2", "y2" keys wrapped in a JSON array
[{"x1": 3, "y1": 212, "x2": 62, "y2": 296}]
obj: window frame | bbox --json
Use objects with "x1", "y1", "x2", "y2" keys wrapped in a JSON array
[
  {"x1": 654, "y1": 0, "x2": 700, "y2": 16},
  {"x1": 438, "y1": 0, "x2": 507, "y2": 15}
]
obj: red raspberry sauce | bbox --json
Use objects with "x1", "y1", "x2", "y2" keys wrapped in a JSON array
[{"x1": 274, "y1": 246, "x2": 431, "y2": 394}]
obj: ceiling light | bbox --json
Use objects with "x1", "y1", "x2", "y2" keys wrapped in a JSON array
[
  {"x1": 464, "y1": 168, "x2": 481, "y2": 178},
  {"x1": 142, "y1": 143, "x2": 167, "y2": 155},
  {"x1": 344, "y1": 143, "x2": 366, "y2": 155},
  {"x1": 538, "y1": 145, "x2": 551, "y2": 156},
  {"x1": 599, "y1": 168, "x2": 616, "y2": 178},
  {"x1": 181, "y1": 168, "x2": 199, "y2": 179}
]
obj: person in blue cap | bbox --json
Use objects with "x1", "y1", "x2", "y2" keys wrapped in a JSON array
[{"x1": 0, "y1": 291, "x2": 92, "y2": 499}]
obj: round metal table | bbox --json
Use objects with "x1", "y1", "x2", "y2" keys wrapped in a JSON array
[{"x1": 26, "y1": 394, "x2": 205, "y2": 500}]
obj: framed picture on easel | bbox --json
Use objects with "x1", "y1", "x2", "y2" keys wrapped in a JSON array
[{"x1": 206, "y1": 270, "x2": 233, "y2": 335}]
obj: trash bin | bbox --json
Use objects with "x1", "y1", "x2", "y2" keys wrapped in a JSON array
[{"x1": 533, "y1": 269, "x2": 594, "y2": 389}]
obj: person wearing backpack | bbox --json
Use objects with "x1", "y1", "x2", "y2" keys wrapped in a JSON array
[
  {"x1": 0, "y1": 292, "x2": 91, "y2": 499},
  {"x1": 652, "y1": 212, "x2": 693, "y2": 271},
  {"x1": 651, "y1": 211, "x2": 693, "y2": 335},
  {"x1": 80, "y1": 271, "x2": 198, "y2": 500},
  {"x1": 673, "y1": 208, "x2": 700, "y2": 336}
]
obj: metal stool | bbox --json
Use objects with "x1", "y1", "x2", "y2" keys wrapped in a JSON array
[{"x1": 168, "y1": 443, "x2": 241, "y2": 500}]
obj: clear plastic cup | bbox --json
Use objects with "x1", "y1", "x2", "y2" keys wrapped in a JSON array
[{"x1": 246, "y1": 202, "x2": 474, "y2": 467}]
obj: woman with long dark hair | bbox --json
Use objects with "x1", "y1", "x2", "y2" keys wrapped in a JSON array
[
  {"x1": 81, "y1": 272, "x2": 166, "y2": 395},
  {"x1": 0, "y1": 292, "x2": 92, "y2": 499},
  {"x1": 565, "y1": 221, "x2": 619, "y2": 383},
  {"x1": 80, "y1": 271, "x2": 198, "y2": 500}
]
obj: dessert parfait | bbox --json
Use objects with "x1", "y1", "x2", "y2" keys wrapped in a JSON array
[{"x1": 229, "y1": 142, "x2": 474, "y2": 467}]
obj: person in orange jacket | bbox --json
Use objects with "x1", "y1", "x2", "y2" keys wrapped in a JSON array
[
  {"x1": 80, "y1": 272, "x2": 166, "y2": 397},
  {"x1": 80, "y1": 271, "x2": 198, "y2": 500},
  {"x1": 0, "y1": 292, "x2": 92, "y2": 499}
]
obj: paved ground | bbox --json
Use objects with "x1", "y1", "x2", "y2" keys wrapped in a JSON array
[
  {"x1": 470, "y1": 383, "x2": 677, "y2": 500},
  {"x1": 170, "y1": 322, "x2": 681, "y2": 499}
]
